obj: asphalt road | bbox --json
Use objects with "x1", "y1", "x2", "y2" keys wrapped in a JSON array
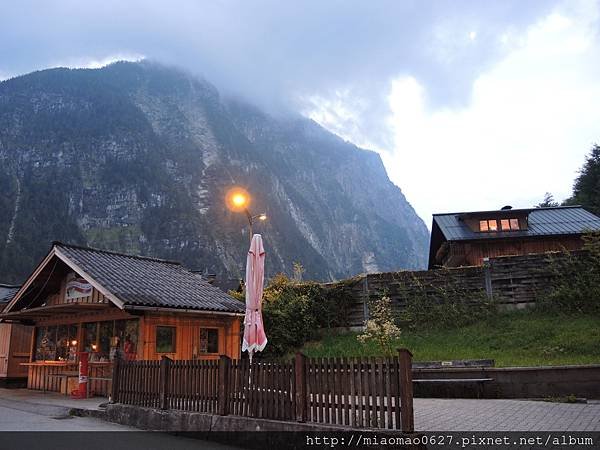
[{"x1": 0, "y1": 399, "x2": 247, "y2": 450}]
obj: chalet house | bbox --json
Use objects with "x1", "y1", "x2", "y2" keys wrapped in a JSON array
[
  {"x1": 0, "y1": 284, "x2": 31, "y2": 385},
  {"x1": 0, "y1": 242, "x2": 244, "y2": 395},
  {"x1": 428, "y1": 206, "x2": 600, "y2": 269}
]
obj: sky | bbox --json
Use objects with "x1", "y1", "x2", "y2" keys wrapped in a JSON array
[{"x1": 2, "y1": 0, "x2": 599, "y2": 225}]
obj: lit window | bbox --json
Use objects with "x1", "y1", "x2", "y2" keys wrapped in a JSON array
[{"x1": 479, "y1": 218, "x2": 521, "y2": 232}]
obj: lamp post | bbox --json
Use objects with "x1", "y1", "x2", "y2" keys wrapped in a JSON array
[
  {"x1": 244, "y1": 210, "x2": 268, "y2": 241},
  {"x1": 226, "y1": 187, "x2": 267, "y2": 241}
]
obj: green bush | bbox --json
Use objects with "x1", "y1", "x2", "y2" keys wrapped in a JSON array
[
  {"x1": 233, "y1": 273, "x2": 353, "y2": 357},
  {"x1": 538, "y1": 232, "x2": 600, "y2": 314}
]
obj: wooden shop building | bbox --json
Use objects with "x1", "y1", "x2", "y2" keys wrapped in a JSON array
[
  {"x1": 0, "y1": 242, "x2": 244, "y2": 396},
  {"x1": 0, "y1": 284, "x2": 32, "y2": 385},
  {"x1": 429, "y1": 205, "x2": 600, "y2": 269}
]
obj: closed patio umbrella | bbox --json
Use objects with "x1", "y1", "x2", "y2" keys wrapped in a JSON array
[{"x1": 242, "y1": 234, "x2": 267, "y2": 362}]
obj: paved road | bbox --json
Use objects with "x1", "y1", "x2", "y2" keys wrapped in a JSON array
[
  {"x1": 415, "y1": 398, "x2": 600, "y2": 431},
  {"x1": 0, "y1": 399, "x2": 245, "y2": 450}
]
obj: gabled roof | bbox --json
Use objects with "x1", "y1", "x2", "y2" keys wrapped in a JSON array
[
  {"x1": 432, "y1": 206, "x2": 600, "y2": 242},
  {"x1": 4, "y1": 242, "x2": 244, "y2": 315}
]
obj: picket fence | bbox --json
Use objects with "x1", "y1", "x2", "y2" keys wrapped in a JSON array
[{"x1": 111, "y1": 349, "x2": 414, "y2": 431}]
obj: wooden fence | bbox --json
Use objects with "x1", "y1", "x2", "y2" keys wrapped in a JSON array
[
  {"x1": 111, "y1": 349, "x2": 414, "y2": 432},
  {"x1": 324, "y1": 251, "x2": 577, "y2": 327}
]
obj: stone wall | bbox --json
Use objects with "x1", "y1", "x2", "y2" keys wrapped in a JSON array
[{"x1": 323, "y1": 251, "x2": 575, "y2": 328}]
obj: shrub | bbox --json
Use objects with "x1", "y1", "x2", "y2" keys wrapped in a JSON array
[
  {"x1": 234, "y1": 273, "x2": 353, "y2": 357},
  {"x1": 538, "y1": 232, "x2": 600, "y2": 314},
  {"x1": 357, "y1": 295, "x2": 401, "y2": 356}
]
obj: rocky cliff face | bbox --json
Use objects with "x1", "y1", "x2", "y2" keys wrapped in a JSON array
[{"x1": 0, "y1": 61, "x2": 429, "y2": 283}]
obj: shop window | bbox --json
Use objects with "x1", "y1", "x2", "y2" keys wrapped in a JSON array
[
  {"x1": 83, "y1": 322, "x2": 98, "y2": 353},
  {"x1": 34, "y1": 326, "x2": 56, "y2": 361},
  {"x1": 156, "y1": 326, "x2": 176, "y2": 353},
  {"x1": 199, "y1": 329, "x2": 219, "y2": 354},
  {"x1": 34, "y1": 320, "x2": 140, "y2": 362},
  {"x1": 98, "y1": 321, "x2": 113, "y2": 361},
  {"x1": 34, "y1": 324, "x2": 78, "y2": 361},
  {"x1": 123, "y1": 320, "x2": 138, "y2": 360}
]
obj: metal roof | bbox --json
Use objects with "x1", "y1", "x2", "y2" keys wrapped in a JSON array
[
  {"x1": 8, "y1": 243, "x2": 245, "y2": 314},
  {"x1": 432, "y1": 206, "x2": 600, "y2": 241}
]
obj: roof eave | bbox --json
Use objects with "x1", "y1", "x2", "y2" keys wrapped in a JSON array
[{"x1": 123, "y1": 305, "x2": 244, "y2": 317}]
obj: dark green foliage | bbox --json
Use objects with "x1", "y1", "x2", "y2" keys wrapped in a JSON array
[
  {"x1": 398, "y1": 270, "x2": 497, "y2": 329},
  {"x1": 536, "y1": 192, "x2": 559, "y2": 208},
  {"x1": 235, "y1": 274, "x2": 353, "y2": 358},
  {"x1": 538, "y1": 232, "x2": 600, "y2": 314},
  {"x1": 563, "y1": 144, "x2": 600, "y2": 215}
]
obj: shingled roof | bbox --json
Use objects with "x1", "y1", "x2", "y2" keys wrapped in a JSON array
[
  {"x1": 0, "y1": 284, "x2": 20, "y2": 305},
  {"x1": 2, "y1": 242, "x2": 244, "y2": 315},
  {"x1": 53, "y1": 243, "x2": 245, "y2": 313},
  {"x1": 432, "y1": 206, "x2": 600, "y2": 242}
]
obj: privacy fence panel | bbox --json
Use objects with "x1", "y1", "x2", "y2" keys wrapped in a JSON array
[
  {"x1": 305, "y1": 357, "x2": 401, "y2": 429},
  {"x1": 115, "y1": 360, "x2": 161, "y2": 408},
  {"x1": 112, "y1": 349, "x2": 414, "y2": 432},
  {"x1": 228, "y1": 359, "x2": 296, "y2": 421},
  {"x1": 323, "y1": 251, "x2": 580, "y2": 327}
]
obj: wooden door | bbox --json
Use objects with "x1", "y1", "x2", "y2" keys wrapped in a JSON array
[{"x1": 0, "y1": 324, "x2": 12, "y2": 378}]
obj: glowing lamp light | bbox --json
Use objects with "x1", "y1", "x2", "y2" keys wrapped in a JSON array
[
  {"x1": 232, "y1": 194, "x2": 246, "y2": 207},
  {"x1": 71, "y1": 340, "x2": 78, "y2": 346},
  {"x1": 91, "y1": 343, "x2": 98, "y2": 351},
  {"x1": 258, "y1": 213, "x2": 267, "y2": 221},
  {"x1": 226, "y1": 187, "x2": 250, "y2": 212}
]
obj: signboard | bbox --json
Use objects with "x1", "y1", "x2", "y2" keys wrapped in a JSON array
[{"x1": 65, "y1": 274, "x2": 92, "y2": 300}]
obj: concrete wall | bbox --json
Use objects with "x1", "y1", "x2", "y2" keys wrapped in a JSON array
[
  {"x1": 102, "y1": 404, "x2": 421, "y2": 449},
  {"x1": 413, "y1": 365, "x2": 600, "y2": 399}
]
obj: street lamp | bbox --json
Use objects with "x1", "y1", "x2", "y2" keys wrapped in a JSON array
[{"x1": 226, "y1": 187, "x2": 267, "y2": 241}]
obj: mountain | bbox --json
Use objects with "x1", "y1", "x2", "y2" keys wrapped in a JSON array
[{"x1": 0, "y1": 61, "x2": 429, "y2": 284}]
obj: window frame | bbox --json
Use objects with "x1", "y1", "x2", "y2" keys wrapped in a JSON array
[
  {"x1": 479, "y1": 218, "x2": 520, "y2": 232},
  {"x1": 199, "y1": 328, "x2": 219, "y2": 354},
  {"x1": 155, "y1": 325, "x2": 177, "y2": 354}
]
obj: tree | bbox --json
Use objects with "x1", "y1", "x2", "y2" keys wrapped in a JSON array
[
  {"x1": 536, "y1": 192, "x2": 559, "y2": 208},
  {"x1": 292, "y1": 262, "x2": 305, "y2": 282},
  {"x1": 357, "y1": 295, "x2": 401, "y2": 356},
  {"x1": 564, "y1": 144, "x2": 600, "y2": 215}
]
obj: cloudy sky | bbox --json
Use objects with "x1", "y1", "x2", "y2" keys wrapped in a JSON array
[{"x1": 2, "y1": 0, "x2": 599, "y2": 225}]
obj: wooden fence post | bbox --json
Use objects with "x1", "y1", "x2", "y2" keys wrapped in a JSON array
[
  {"x1": 218, "y1": 355, "x2": 231, "y2": 416},
  {"x1": 397, "y1": 348, "x2": 414, "y2": 433},
  {"x1": 109, "y1": 354, "x2": 120, "y2": 403},
  {"x1": 159, "y1": 355, "x2": 172, "y2": 410},
  {"x1": 483, "y1": 257, "x2": 493, "y2": 299},
  {"x1": 295, "y1": 352, "x2": 306, "y2": 422}
]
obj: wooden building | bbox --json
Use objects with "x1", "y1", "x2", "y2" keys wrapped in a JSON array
[
  {"x1": 429, "y1": 205, "x2": 600, "y2": 269},
  {"x1": 0, "y1": 242, "x2": 244, "y2": 395},
  {"x1": 0, "y1": 284, "x2": 32, "y2": 385}
]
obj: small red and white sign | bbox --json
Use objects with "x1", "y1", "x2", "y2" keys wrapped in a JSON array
[{"x1": 65, "y1": 274, "x2": 92, "y2": 299}]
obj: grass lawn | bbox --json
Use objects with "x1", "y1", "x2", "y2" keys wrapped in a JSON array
[{"x1": 301, "y1": 310, "x2": 600, "y2": 367}]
